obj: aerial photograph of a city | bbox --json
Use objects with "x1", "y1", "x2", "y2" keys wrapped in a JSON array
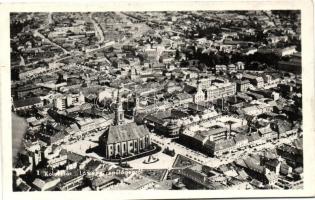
[{"x1": 10, "y1": 10, "x2": 303, "y2": 191}]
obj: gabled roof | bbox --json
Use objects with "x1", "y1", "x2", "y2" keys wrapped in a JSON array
[
  {"x1": 208, "y1": 127, "x2": 228, "y2": 135},
  {"x1": 275, "y1": 119, "x2": 292, "y2": 133},
  {"x1": 250, "y1": 179, "x2": 263, "y2": 188},
  {"x1": 14, "y1": 97, "x2": 42, "y2": 108},
  {"x1": 176, "y1": 92, "x2": 192, "y2": 100},
  {"x1": 193, "y1": 132, "x2": 208, "y2": 143},
  {"x1": 244, "y1": 157, "x2": 265, "y2": 174},
  {"x1": 235, "y1": 158, "x2": 247, "y2": 168},
  {"x1": 258, "y1": 126, "x2": 273, "y2": 135},
  {"x1": 233, "y1": 134, "x2": 248, "y2": 143},
  {"x1": 49, "y1": 132, "x2": 66, "y2": 143},
  {"x1": 265, "y1": 159, "x2": 280, "y2": 168},
  {"x1": 293, "y1": 138, "x2": 303, "y2": 150},
  {"x1": 237, "y1": 169, "x2": 249, "y2": 180},
  {"x1": 247, "y1": 132, "x2": 261, "y2": 142},
  {"x1": 92, "y1": 175, "x2": 120, "y2": 188},
  {"x1": 85, "y1": 160, "x2": 102, "y2": 171},
  {"x1": 18, "y1": 181, "x2": 31, "y2": 191},
  {"x1": 64, "y1": 150, "x2": 85, "y2": 163},
  {"x1": 212, "y1": 139, "x2": 235, "y2": 151},
  {"x1": 278, "y1": 144, "x2": 300, "y2": 155},
  {"x1": 265, "y1": 171, "x2": 278, "y2": 182},
  {"x1": 32, "y1": 178, "x2": 45, "y2": 189},
  {"x1": 100, "y1": 122, "x2": 149, "y2": 144}
]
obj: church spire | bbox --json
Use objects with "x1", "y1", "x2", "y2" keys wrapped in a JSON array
[{"x1": 114, "y1": 84, "x2": 124, "y2": 125}]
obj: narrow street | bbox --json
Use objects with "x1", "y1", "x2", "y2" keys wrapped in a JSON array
[
  {"x1": 33, "y1": 29, "x2": 69, "y2": 54},
  {"x1": 89, "y1": 13, "x2": 105, "y2": 44}
]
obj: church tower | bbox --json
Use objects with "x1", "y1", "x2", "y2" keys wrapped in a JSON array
[
  {"x1": 114, "y1": 85, "x2": 125, "y2": 125},
  {"x1": 133, "y1": 92, "x2": 140, "y2": 118},
  {"x1": 193, "y1": 74, "x2": 205, "y2": 103}
]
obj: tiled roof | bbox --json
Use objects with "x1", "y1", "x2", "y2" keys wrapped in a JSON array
[
  {"x1": 92, "y1": 175, "x2": 119, "y2": 188},
  {"x1": 15, "y1": 85, "x2": 41, "y2": 92},
  {"x1": 258, "y1": 126, "x2": 273, "y2": 135},
  {"x1": 235, "y1": 159, "x2": 247, "y2": 168},
  {"x1": 14, "y1": 97, "x2": 42, "y2": 108},
  {"x1": 237, "y1": 169, "x2": 249, "y2": 180},
  {"x1": 233, "y1": 134, "x2": 248, "y2": 143},
  {"x1": 265, "y1": 171, "x2": 277, "y2": 182},
  {"x1": 280, "y1": 163, "x2": 290, "y2": 175},
  {"x1": 212, "y1": 139, "x2": 235, "y2": 151},
  {"x1": 85, "y1": 160, "x2": 102, "y2": 171},
  {"x1": 32, "y1": 178, "x2": 45, "y2": 189},
  {"x1": 49, "y1": 132, "x2": 66, "y2": 143},
  {"x1": 18, "y1": 181, "x2": 31, "y2": 191},
  {"x1": 264, "y1": 149, "x2": 278, "y2": 159},
  {"x1": 176, "y1": 92, "x2": 192, "y2": 100},
  {"x1": 276, "y1": 119, "x2": 292, "y2": 133},
  {"x1": 59, "y1": 169, "x2": 83, "y2": 183},
  {"x1": 244, "y1": 157, "x2": 264, "y2": 174},
  {"x1": 265, "y1": 159, "x2": 280, "y2": 168},
  {"x1": 278, "y1": 144, "x2": 300, "y2": 155},
  {"x1": 101, "y1": 122, "x2": 149, "y2": 144},
  {"x1": 250, "y1": 179, "x2": 263, "y2": 188},
  {"x1": 247, "y1": 132, "x2": 261, "y2": 142},
  {"x1": 188, "y1": 103, "x2": 207, "y2": 112},
  {"x1": 293, "y1": 138, "x2": 303, "y2": 150},
  {"x1": 218, "y1": 164, "x2": 229, "y2": 173},
  {"x1": 208, "y1": 127, "x2": 228, "y2": 135},
  {"x1": 145, "y1": 114, "x2": 165, "y2": 125},
  {"x1": 60, "y1": 150, "x2": 85, "y2": 163},
  {"x1": 193, "y1": 132, "x2": 208, "y2": 143},
  {"x1": 153, "y1": 110, "x2": 172, "y2": 119}
]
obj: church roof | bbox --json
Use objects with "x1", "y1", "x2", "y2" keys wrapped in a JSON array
[{"x1": 100, "y1": 122, "x2": 149, "y2": 144}]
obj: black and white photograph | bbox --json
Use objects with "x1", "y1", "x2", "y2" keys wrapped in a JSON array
[{"x1": 1, "y1": 1, "x2": 315, "y2": 199}]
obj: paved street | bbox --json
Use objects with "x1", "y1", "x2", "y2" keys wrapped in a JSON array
[
  {"x1": 150, "y1": 132, "x2": 221, "y2": 168},
  {"x1": 33, "y1": 29, "x2": 69, "y2": 54},
  {"x1": 150, "y1": 130, "x2": 299, "y2": 168},
  {"x1": 89, "y1": 13, "x2": 105, "y2": 44}
]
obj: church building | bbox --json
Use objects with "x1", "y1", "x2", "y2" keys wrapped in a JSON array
[{"x1": 99, "y1": 85, "x2": 152, "y2": 160}]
